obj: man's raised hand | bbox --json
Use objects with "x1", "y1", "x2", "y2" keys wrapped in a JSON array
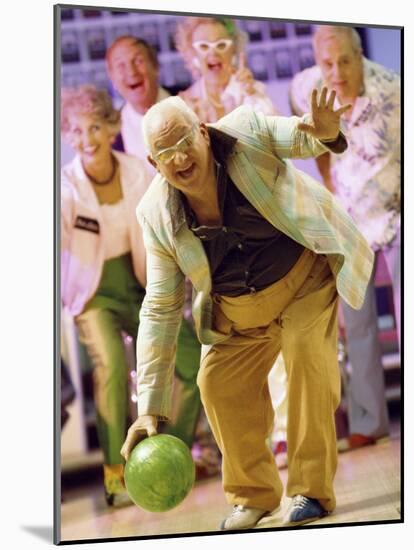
[{"x1": 297, "y1": 87, "x2": 351, "y2": 142}]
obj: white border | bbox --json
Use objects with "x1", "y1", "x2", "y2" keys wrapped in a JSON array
[{"x1": 2, "y1": 1, "x2": 410, "y2": 549}]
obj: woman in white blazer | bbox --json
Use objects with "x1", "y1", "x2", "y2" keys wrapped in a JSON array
[{"x1": 61, "y1": 85, "x2": 152, "y2": 505}]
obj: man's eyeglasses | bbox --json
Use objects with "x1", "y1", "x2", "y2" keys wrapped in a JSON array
[
  {"x1": 152, "y1": 125, "x2": 198, "y2": 164},
  {"x1": 192, "y1": 39, "x2": 233, "y2": 56}
]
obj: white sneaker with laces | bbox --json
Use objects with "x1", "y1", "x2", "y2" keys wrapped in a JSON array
[{"x1": 220, "y1": 505, "x2": 269, "y2": 530}]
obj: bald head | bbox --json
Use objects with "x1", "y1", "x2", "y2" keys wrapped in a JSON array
[
  {"x1": 312, "y1": 25, "x2": 363, "y2": 104},
  {"x1": 142, "y1": 96, "x2": 200, "y2": 151},
  {"x1": 313, "y1": 25, "x2": 362, "y2": 55},
  {"x1": 143, "y1": 96, "x2": 214, "y2": 197}
]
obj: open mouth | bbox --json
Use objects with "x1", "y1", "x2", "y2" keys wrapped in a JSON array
[
  {"x1": 84, "y1": 145, "x2": 98, "y2": 155},
  {"x1": 177, "y1": 163, "x2": 195, "y2": 179},
  {"x1": 207, "y1": 61, "x2": 223, "y2": 72},
  {"x1": 128, "y1": 81, "x2": 145, "y2": 91}
]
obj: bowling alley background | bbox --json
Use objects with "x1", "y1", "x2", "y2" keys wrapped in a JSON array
[
  {"x1": 59, "y1": 7, "x2": 400, "y2": 175},
  {"x1": 57, "y1": 4, "x2": 402, "y2": 543}
]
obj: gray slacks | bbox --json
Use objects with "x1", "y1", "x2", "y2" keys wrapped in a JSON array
[{"x1": 342, "y1": 229, "x2": 400, "y2": 437}]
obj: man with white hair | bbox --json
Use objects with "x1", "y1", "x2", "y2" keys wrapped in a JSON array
[
  {"x1": 120, "y1": 93, "x2": 374, "y2": 529},
  {"x1": 290, "y1": 25, "x2": 400, "y2": 453}
]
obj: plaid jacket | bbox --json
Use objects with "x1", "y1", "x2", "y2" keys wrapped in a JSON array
[{"x1": 135, "y1": 106, "x2": 374, "y2": 418}]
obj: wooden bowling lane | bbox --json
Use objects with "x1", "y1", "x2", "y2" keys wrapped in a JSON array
[
  {"x1": 257, "y1": 435, "x2": 401, "y2": 529},
  {"x1": 61, "y1": 475, "x2": 230, "y2": 542},
  {"x1": 60, "y1": 435, "x2": 401, "y2": 542}
]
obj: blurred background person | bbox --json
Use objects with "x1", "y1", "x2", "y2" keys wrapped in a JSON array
[
  {"x1": 174, "y1": 16, "x2": 275, "y2": 122},
  {"x1": 106, "y1": 35, "x2": 168, "y2": 167},
  {"x1": 61, "y1": 84, "x2": 151, "y2": 505},
  {"x1": 290, "y1": 25, "x2": 400, "y2": 452},
  {"x1": 106, "y1": 35, "x2": 220, "y2": 479},
  {"x1": 268, "y1": 354, "x2": 288, "y2": 468},
  {"x1": 61, "y1": 358, "x2": 76, "y2": 430},
  {"x1": 175, "y1": 16, "x2": 288, "y2": 468}
]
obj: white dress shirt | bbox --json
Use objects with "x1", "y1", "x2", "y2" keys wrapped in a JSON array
[{"x1": 120, "y1": 87, "x2": 170, "y2": 175}]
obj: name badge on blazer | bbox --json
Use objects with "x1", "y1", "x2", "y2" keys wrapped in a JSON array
[{"x1": 74, "y1": 215, "x2": 100, "y2": 234}]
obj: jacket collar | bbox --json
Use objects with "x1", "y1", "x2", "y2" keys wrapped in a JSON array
[
  {"x1": 71, "y1": 150, "x2": 132, "y2": 209},
  {"x1": 71, "y1": 154, "x2": 100, "y2": 210},
  {"x1": 72, "y1": 149, "x2": 125, "y2": 184},
  {"x1": 208, "y1": 126, "x2": 237, "y2": 163}
]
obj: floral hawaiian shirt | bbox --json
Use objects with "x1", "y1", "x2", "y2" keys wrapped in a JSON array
[{"x1": 290, "y1": 58, "x2": 400, "y2": 250}]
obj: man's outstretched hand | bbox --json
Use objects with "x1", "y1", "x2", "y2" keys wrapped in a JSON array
[
  {"x1": 120, "y1": 415, "x2": 158, "y2": 462},
  {"x1": 297, "y1": 87, "x2": 351, "y2": 142}
]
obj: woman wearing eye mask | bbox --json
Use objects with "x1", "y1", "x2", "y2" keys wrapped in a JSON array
[{"x1": 175, "y1": 16, "x2": 276, "y2": 122}]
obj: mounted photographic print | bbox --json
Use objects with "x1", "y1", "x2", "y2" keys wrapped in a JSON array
[{"x1": 54, "y1": 3, "x2": 402, "y2": 545}]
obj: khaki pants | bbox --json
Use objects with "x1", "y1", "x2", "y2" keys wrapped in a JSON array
[{"x1": 198, "y1": 249, "x2": 340, "y2": 512}]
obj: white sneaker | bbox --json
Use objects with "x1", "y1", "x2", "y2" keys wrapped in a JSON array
[{"x1": 220, "y1": 505, "x2": 269, "y2": 530}]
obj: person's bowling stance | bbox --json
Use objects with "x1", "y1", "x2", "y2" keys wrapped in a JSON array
[{"x1": 121, "y1": 93, "x2": 374, "y2": 529}]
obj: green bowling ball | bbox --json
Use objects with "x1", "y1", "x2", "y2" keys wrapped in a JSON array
[{"x1": 124, "y1": 434, "x2": 195, "y2": 512}]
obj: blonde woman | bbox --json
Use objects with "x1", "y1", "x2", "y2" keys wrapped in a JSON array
[
  {"x1": 175, "y1": 16, "x2": 275, "y2": 122},
  {"x1": 61, "y1": 85, "x2": 151, "y2": 505}
]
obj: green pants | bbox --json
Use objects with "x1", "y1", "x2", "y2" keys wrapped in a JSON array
[
  {"x1": 163, "y1": 318, "x2": 202, "y2": 446},
  {"x1": 75, "y1": 254, "x2": 201, "y2": 465}
]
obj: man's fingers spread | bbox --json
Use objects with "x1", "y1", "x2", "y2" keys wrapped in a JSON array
[
  {"x1": 327, "y1": 89, "x2": 336, "y2": 109},
  {"x1": 311, "y1": 89, "x2": 318, "y2": 112},
  {"x1": 335, "y1": 103, "x2": 352, "y2": 116},
  {"x1": 319, "y1": 86, "x2": 328, "y2": 107}
]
